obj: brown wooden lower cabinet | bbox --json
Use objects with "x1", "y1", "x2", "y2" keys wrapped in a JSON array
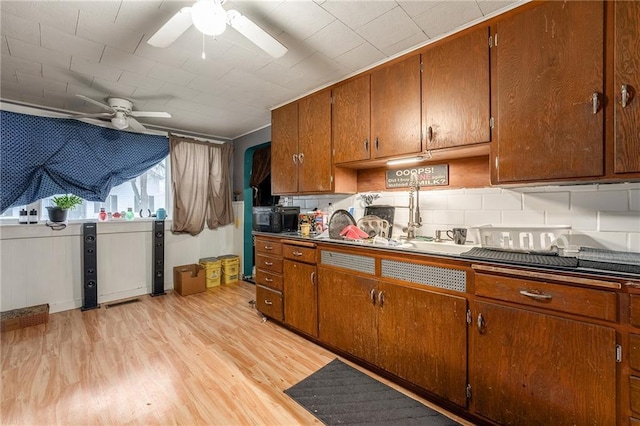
[
  {"x1": 377, "y1": 282, "x2": 468, "y2": 407},
  {"x1": 318, "y1": 267, "x2": 378, "y2": 363},
  {"x1": 317, "y1": 266, "x2": 468, "y2": 407},
  {"x1": 470, "y1": 300, "x2": 617, "y2": 425},
  {"x1": 283, "y1": 259, "x2": 318, "y2": 337}
]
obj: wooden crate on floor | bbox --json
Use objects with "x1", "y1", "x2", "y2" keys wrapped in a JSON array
[{"x1": 1, "y1": 304, "x2": 49, "y2": 332}]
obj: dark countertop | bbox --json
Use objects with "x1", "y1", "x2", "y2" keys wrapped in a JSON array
[{"x1": 253, "y1": 231, "x2": 640, "y2": 282}]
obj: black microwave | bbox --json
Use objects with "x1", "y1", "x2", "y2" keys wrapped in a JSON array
[{"x1": 252, "y1": 206, "x2": 300, "y2": 233}]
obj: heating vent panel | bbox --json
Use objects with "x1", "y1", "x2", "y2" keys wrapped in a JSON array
[
  {"x1": 320, "y1": 250, "x2": 375, "y2": 275},
  {"x1": 381, "y1": 260, "x2": 466, "y2": 292}
]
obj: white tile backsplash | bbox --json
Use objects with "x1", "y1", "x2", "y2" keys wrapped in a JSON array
[
  {"x1": 482, "y1": 192, "x2": 522, "y2": 210},
  {"x1": 599, "y1": 211, "x2": 640, "y2": 232},
  {"x1": 571, "y1": 190, "x2": 628, "y2": 212},
  {"x1": 502, "y1": 210, "x2": 545, "y2": 225},
  {"x1": 297, "y1": 183, "x2": 640, "y2": 252},
  {"x1": 523, "y1": 192, "x2": 570, "y2": 211}
]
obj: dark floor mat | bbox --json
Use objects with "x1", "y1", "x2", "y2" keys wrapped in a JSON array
[{"x1": 285, "y1": 359, "x2": 460, "y2": 426}]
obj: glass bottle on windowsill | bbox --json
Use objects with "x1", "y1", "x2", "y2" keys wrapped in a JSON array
[{"x1": 125, "y1": 207, "x2": 135, "y2": 221}]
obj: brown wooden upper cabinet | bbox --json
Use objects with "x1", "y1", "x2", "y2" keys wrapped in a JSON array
[
  {"x1": 423, "y1": 26, "x2": 491, "y2": 150},
  {"x1": 272, "y1": 91, "x2": 334, "y2": 194},
  {"x1": 333, "y1": 54, "x2": 422, "y2": 164},
  {"x1": 614, "y1": 0, "x2": 640, "y2": 174},
  {"x1": 492, "y1": 1, "x2": 605, "y2": 183}
]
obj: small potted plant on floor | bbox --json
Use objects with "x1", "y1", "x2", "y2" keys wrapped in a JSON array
[{"x1": 46, "y1": 194, "x2": 83, "y2": 222}]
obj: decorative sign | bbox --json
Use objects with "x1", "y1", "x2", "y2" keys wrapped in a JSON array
[{"x1": 386, "y1": 164, "x2": 449, "y2": 188}]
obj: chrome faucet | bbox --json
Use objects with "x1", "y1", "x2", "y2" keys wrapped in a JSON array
[{"x1": 403, "y1": 172, "x2": 422, "y2": 239}]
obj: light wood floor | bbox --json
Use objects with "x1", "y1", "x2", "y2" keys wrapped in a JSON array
[{"x1": 1, "y1": 281, "x2": 472, "y2": 425}]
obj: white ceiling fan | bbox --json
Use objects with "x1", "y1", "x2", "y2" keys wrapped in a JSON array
[
  {"x1": 148, "y1": 0, "x2": 288, "y2": 58},
  {"x1": 73, "y1": 94, "x2": 172, "y2": 132}
]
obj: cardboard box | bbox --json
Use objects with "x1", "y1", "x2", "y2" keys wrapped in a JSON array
[
  {"x1": 173, "y1": 264, "x2": 206, "y2": 296},
  {"x1": 1, "y1": 304, "x2": 49, "y2": 333}
]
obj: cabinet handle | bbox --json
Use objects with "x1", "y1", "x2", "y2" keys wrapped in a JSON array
[
  {"x1": 477, "y1": 313, "x2": 485, "y2": 334},
  {"x1": 310, "y1": 271, "x2": 315, "y2": 285},
  {"x1": 264, "y1": 299, "x2": 273, "y2": 306},
  {"x1": 364, "y1": 139, "x2": 369, "y2": 151},
  {"x1": 265, "y1": 277, "x2": 273, "y2": 282},
  {"x1": 621, "y1": 84, "x2": 630, "y2": 108},
  {"x1": 298, "y1": 152, "x2": 304, "y2": 164},
  {"x1": 592, "y1": 92, "x2": 600, "y2": 114},
  {"x1": 427, "y1": 126, "x2": 433, "y2": 142},
  {"x1": 292, "y1": 154, "x2": 298, "y2": 164},
  {"x1": 378, "y1": 291, "x2": 385, "y2": 307},
  {"x1": 519, "y1": 289, "x2": 553, "y2": 301},
  {"x1": 264, "y1": 245, "x2": 273, "y2": 250},
  {"x1": 370, "y1": 288, "x2": 376, "y2": 306},
  {"x1": 374, "y1": 137, "x2": 379, "y2": 151},
  {"x1": 264, "y1": 261, "x2": 273, "y2": 266},
  {"x1": 292, "y1": 250, "x2": 303, "y2": 256}
]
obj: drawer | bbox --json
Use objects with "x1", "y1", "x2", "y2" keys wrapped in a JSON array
[
  {"x1": 283, "y1": 244, "x2": 316, "y2": 264},
  {"x1": 633, "y1": 376, "x2": 640, "y2": 415},
  {"x1": 632, "y1": 334, "x2": 640, "y2": 371},
  {"x1": 632, "y1": 295, "x2": 640, "y2": 327},
  {"x1": 255, "y1": 253, "x2": 283, "y2": 274},
  {"x1": 256, "y1": 269, "x2": 283, "y2": 292},
  {"x1": 255, "y1": 238, "x2": 282, "y2": 256},
  {"x1": 256, "y1": 285, "x2": 283, "y2": 321},
  {"x1": 475, "y1": 273, "x2": 617, "y2": 322}
]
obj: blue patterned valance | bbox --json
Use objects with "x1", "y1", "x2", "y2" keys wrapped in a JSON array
[{"x1": 0, "y1": 110, "x2": 169, "y2": 212}]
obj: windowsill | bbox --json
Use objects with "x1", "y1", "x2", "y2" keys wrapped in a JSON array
[{"x1": 0, "y1": 219, "x2": 172, "y2": 240}]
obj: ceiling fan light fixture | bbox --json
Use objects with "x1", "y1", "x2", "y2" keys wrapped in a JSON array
[
  {"x1": 111, "y1": 115, "x2": 129, "y2": 130},
  {"x1": 192, "y1": 0, "x2": 227, "y2": 36}
]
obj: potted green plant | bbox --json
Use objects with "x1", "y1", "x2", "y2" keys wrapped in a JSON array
[{"x1": 46, "y1": 194, "x2": 83, "y2": 222}]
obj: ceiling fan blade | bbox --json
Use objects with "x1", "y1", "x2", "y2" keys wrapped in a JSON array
[
  {"x1": 129, "y1": 111, "x2": 172, "y2": 118},
  {"x1": 227, "y1": 10, "x2": 288, "y2": 58},
  {"x1": 148, "y1": 7, "x2": 193, "y2": 48},
  {"x1": 70, "y1": 112, "x2": 115, "y2": 119},
  {"x1": 126, "y1": 116, "x2": 147, "y2": 132},
  {"x1": 76, "y1": 94, "x2": 113, "y2": 112}
]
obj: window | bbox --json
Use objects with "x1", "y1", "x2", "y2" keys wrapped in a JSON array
[{"x1": 0, "y1": 158, "x2": 168, "y2": 222}]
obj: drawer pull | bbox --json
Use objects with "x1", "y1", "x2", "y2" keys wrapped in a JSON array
[
  {"x1": 264, "y1": 245, "x2": 273, "y2": 250},
  {"x1": 265, "y1": 277, "x2": 273, "y2": 282},
  {"x1": 264, "y1": 299, "x2": 273, "y2": 306},
  {"x1": 293, "y1": 250, "x2": 303, "y2": 257},
  {"x1": 519, "y1": 289, "x2": 553, "y2": 301},
  {"x1": 264, "y1": 261, "x2": 274, "y2": 266}
]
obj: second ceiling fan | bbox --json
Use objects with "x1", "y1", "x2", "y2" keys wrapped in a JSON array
[{"x1": 148, "y1": 0, "x2": 288, "y2": 58}]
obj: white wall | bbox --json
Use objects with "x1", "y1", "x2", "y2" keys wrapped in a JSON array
[
  {"x1": 0, "y1": 202, "x2": 244, "y2": 314},
  {"x1": 293, "y1": 182, "x2": 640, "y2": 253}
]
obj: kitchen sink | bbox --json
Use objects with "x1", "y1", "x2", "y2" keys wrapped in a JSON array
[{"x1": 399, "y1": 240, "x2": 478, "y2": 255}]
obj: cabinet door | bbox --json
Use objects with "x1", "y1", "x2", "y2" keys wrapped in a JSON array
[
  {"x1": 471, "y1": 301, "x2": 616, "y2": 425},
  {"x1": 271, "y1": 102, "x2": 299, "y2": 194},
  {"x1": 614, "y1": 0, "x2": 640, "y2": 173},
  {"x1": 494, "y1": 1, "x2": 604, "y2": 182},
  {"x1": 298, "y1": 91, "x2": 332, "y2": 192},
  {"x1": 377, "y1": 283, "x2": 468, "y2": 407},
  {"x1": 423, "y1": 27, "x2": 490, "y2": 149},
  {"x1": 283, "y1": 260, "x2": 317, "y2": 337},
  {"x1": 317, "y1": 267, "x2": 378, "y2": 364},
  {"x1": 332, "y1": 75, "x2": 371, "y2": 163},
  {"x1": 371, "y1": 55, "x2": 422, "y2": 159}
]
